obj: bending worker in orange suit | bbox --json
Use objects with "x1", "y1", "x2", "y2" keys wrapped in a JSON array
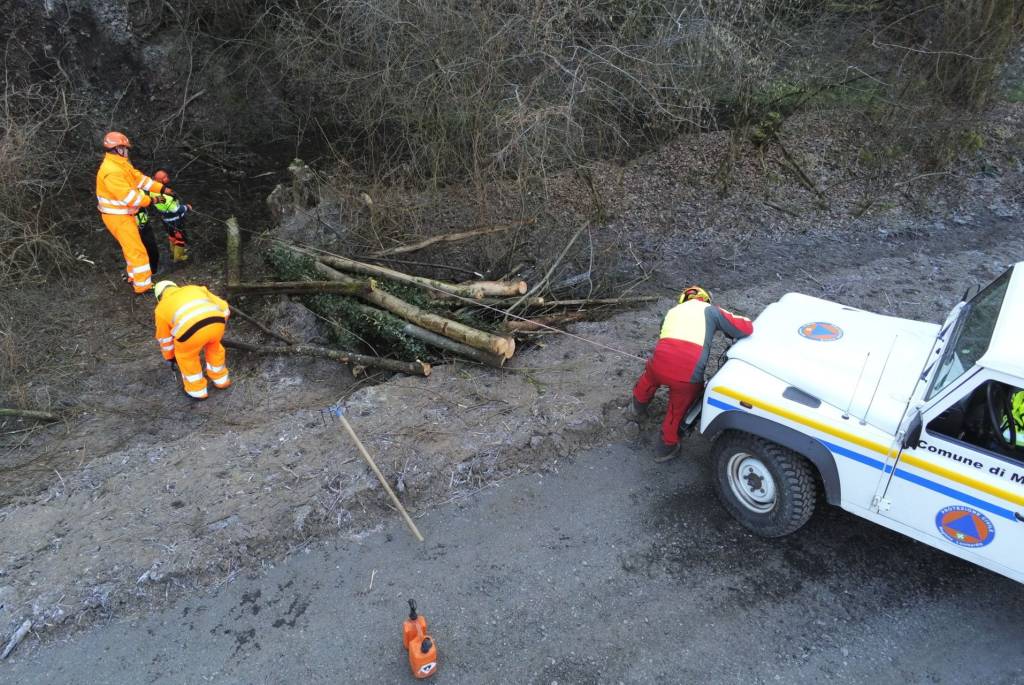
[
  {"x1": 632, "y1": 286, "x2": 753, "y2": 462},
  {"x1": 95, "y1": 131, "x2": 172, "y2": 294},
  {"x1": 153, "y1": 281, "x2": 231, "y2": 400}
]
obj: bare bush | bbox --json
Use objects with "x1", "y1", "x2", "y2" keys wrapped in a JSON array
[
  {"x1": 257, "y1": 0, "x2": 849, "y2": 185},
  {"x1": 251, "y1": 0, "x2": 1019, "y2": 186},
  {"x1": 0, "y1": 76, "x2": 77, "y2": 287}
]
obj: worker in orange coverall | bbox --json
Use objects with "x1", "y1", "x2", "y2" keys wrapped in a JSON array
[
  {"x1": 631, "y1": 286, "x2": 753, "y2": 462},
  {"x1": 153, "y1": 280, "x2": 231, "y2": 400},
  {"x1": 95, "y1": 131, "x2": 172, "y2": 293}
]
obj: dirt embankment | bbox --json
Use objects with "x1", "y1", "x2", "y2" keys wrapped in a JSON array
[{"x1": 2, "y1": 100, "x2": 1022, "y2": 652}]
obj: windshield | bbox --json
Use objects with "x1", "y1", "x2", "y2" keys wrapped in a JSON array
[{"x1": 927, "y1": 269, "x2": 1011, "y2": 400}]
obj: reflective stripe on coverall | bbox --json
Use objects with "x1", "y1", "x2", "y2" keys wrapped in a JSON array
[
  {"x1": 95, "y1": 152, "x2": 165, "y2": 293},
  {"x1": 633, "y1": 300, "x2": 754, "y2": 446},
  {"x1": 155, "y1": 285, "x2": 231, "y2": 398}
]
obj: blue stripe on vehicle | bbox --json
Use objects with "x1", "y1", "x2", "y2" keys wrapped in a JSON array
[
  {"x1": 707, "y1": 397, "x2": 736, "y2": 412},
  {"x1": 890, "y1": 467, "x2": 1016, "y2": 520},
  {"x1": 820, "y1": 438, "x2": 887, "y2": 471},
  {"x1": 822, "y1": 440, "x2": 1014, "y2": 520},
  {"x1": 707, "y1": 393, "x2": 1016, "y2": 521}
]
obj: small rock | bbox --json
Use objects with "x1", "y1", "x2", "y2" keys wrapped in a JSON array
[
  {"x1": 988, "y1": 200, "x2": 1016, "y2": 219},
  {"x1": 292, "y1": 505, "x2": 314, "y2": 532},
  {"x1": 205, "y1": 515, "x2": 239, "y2": 533}
]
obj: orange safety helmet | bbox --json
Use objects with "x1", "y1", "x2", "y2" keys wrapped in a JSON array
[
  {"x1": 102, "y1": 131, "x2": 132, "y2": 150},
  {"x1": 679, "y1": 285, "x2": 712, "y2": 304},
  {"x1": 153, "y1": 169, "x2": 171, "y2": 185}
]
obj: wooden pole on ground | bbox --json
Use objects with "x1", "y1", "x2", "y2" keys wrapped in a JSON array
[
  {"x1": 336, "y1": 413, "x2": 424, "y2": 542},
  {"x1": 0, "y1": 408, "x2": 59, "y2": 422}
]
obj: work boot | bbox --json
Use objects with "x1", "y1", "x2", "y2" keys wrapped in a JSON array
[
  {"x1": 629, "y1": 397, "x2": 649, "y2": 418},
  {"x1": 654, "y1": 441, "x2": 680, "y2": 463}
]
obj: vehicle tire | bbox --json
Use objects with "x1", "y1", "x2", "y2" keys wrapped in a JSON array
[{"x1": 711, "y1": 432, "x2": 817, "y2": 537}]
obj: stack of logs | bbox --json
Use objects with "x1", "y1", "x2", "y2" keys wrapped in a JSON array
[{"x1": 222, "y1": 217, "x2": 657, "y2": 376}]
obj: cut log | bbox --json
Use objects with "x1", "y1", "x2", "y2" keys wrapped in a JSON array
[
  {"x1": 448, "y1": 280, "x2": 528, "y2": 297},
  {"x1": 368, "y1": 219, "x2": 533, "y2": 257},
  {"x1": 290, "y1": 245, "x2": 526, "y2": 300},
  {"x1": 0, "y1": 408, "x2": 59, "y2": 422},
  {"x1": 226, "y1": 216, "x2": 241, "y2": 286},
  {"x1": 353, "y1": 304, "x2": 504, "y2": 368},
  {"x1": 226, "y1": 281, "x2": 370, "y2": 297},
  {"x1": 223, "y1": 338, "x2": 431, "y2": 376},
  {"x1": 308, "y1": 260, "x2": 516, "y2": 359}
]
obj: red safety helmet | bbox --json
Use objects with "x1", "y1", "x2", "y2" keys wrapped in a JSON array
[
  {"x1": 153, "y1": 169, "x2": 171, "y2": 185},
  {"x1": 679, "y1": 286, "x2": 712, "y2": 304},
  {"x1": 102, "y1": 131, "x2": 132, "y2": 150}
]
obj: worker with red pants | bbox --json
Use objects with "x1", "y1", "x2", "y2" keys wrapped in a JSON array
[
  {"x1": 95, "y1": 131, "x2": 172, "y2": 294},
  {"x1": 153, "y1": 281, "x2": 231, "y2": 400},
  {"x1": 632, "y1": 286, "x2": 753, "y2": 462}
]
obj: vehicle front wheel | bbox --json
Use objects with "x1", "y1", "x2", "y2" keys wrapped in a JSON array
[{"x1": 711, "y1": 432, "x2": 817, "y2": 537}]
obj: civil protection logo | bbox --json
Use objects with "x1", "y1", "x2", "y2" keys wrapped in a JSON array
[
  {"x1": 798, "y1": 322, "x2": 843, "y2": 341},
  {"x1": 935, "y1": 505, "x2": 995, "y2": 548}
]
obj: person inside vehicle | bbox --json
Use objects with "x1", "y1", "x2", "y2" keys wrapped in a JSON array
[{"x1": 928, "y1": 381, "x2": 1024, "y2": 456}]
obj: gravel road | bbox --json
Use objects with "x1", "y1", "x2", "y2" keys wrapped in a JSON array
[{"x1": 5, "y1": 438, "x2": 1023, "y2": 684}]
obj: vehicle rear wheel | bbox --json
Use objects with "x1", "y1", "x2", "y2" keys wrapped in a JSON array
[{"x1": 711, "y1": 432, "x2": 817, "y2": 537}]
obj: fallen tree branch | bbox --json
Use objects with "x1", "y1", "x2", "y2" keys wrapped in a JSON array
[
  {"x1": 501, "y1": 312, "x2": 585, "y2": 332},
  {"x1": 353, "y1": 304, "x2": 504, "y2": 368},
  {"x1": 357, "y1": 256, "x2": 484, "y2": 279},
  {"x1": 224, "y1": 338, "x2": 431, "y2": 376},
  {"x1": 0, "y1": 408, "x2": 59, "y2": 422},
  {"x1": 226, "y1": 281, "x2": 371, "y2": 297},
  {"x1": 539, "y1": 295, "x2": 660, "y2": 307},
  {"x1": 506, "y1": 221, "x2": 589, "y2": 318},
  {"x1": 228, "y1": 306, "x2": 296, "y2": 345},
  {"x1": 369, "y1": 219, "x2": 534, "y2": 257},
  {"x1": 309, "y1": 261, "x2": 516, "y2": 359},
  {"x1": 284, "y1": 243, "x2": 526, "y2": 300},
  {"x1": 773, "y1": 139, "x2": 827, "y2": 208},
  {"x1": 276, "y1": 241, "x2": 517, "y2": 358},
  {"x1": 1, "y1": 619, "x2": 31, "y2": 659}
]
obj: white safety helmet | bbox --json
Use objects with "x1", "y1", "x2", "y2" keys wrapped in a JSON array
[{"x1": 154, "y1": 280, "x2": 178, "y2": 301}]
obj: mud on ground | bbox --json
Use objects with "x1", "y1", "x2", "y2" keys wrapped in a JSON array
[{"x1": 1, "y1": 104, "x2": 1022, "y2": 648}]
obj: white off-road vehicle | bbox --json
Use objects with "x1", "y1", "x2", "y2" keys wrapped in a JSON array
[{"x1": 695, "y1": 262, "x2": 1024, "y2": 584}]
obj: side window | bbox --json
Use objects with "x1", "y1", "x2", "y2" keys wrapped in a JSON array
[{"x1": 926, "y1": 380, "x2": 1024, "y2": 462}]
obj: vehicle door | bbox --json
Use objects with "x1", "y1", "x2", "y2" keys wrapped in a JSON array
[{"x1": 878, "y1": 369, "x2": 1024, "y2": 580}]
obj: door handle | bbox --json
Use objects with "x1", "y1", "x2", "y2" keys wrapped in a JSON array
[{"x1": 1016, "y1": 512, "x2": 1024, "y2": 523}]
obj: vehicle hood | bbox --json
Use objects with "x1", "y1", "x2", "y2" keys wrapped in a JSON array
[{"x1": 728, "y1": 293, "x2": 939, "y2": 435}]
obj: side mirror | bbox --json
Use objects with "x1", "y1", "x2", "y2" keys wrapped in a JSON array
[{"x1": 901, "y1": 411, "x2": 923, "y2": 450}]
